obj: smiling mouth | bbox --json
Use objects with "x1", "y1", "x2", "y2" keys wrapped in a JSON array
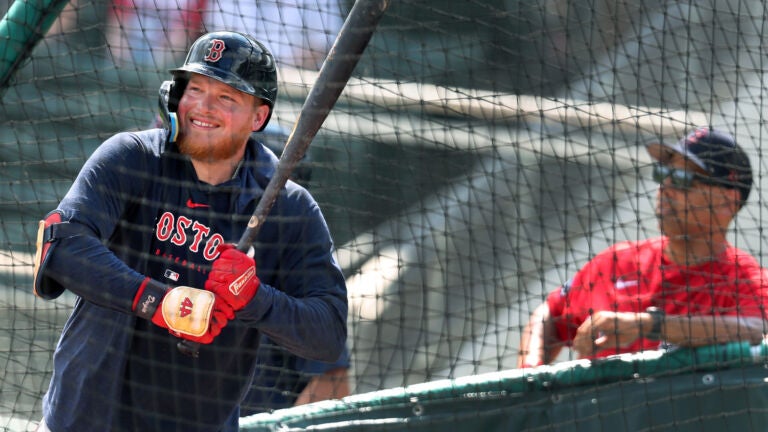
[{"x1": 191, "y1": 119, "x2": 216, "y2": 128}]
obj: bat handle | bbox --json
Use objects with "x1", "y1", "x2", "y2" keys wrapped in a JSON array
[
  {"x1": 177, "y1": 340, "x2": 200, "y2": 358},
  {"x1": 176, "y1": 244, "x2": 251, "y2": 358}
]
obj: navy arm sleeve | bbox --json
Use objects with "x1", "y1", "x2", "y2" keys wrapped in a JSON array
[
  {"x1": 238, "y1": 187, "x2": 348, "y2": 363},
  {"x1": 43, "y1": 132, "x2": 158, "y2": 312},
  {"x1": 295, "y1": 343, "x2": 351, "y2": 375}
]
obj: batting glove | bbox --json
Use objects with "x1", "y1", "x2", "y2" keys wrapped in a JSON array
[
  {"x1": 205, "y1": 243, "x2": 260, "y2": 311},
  {"x1": 133, "y1": 278, "x2": 235, "y2": 344}
]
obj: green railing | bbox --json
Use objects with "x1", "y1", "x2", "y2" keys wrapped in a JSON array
[
  {"x1": 241, "y1": 342, "x2": 768, "y2": 431},
  {"x1": 0, "y1": 0, "x2": 70, "y2": 89}
]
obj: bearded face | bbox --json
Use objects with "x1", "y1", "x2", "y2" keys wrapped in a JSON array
[{"x1": 176, "y1": 74, "x2": 266, "y2": 163}]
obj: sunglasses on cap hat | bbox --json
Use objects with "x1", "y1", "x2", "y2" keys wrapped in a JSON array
[
  {"x1": 652, "y1": 163, "x2": 721, "y2": 189},
  {"x1": 646, "y1": 127, "x2": 753, "y2": 202}
]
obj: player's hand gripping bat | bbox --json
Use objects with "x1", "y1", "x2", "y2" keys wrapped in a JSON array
[{"x1": 177, "y1": 0, "x2": 391, "y2": 357}]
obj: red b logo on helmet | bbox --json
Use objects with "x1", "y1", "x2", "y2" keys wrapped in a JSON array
[{"x1": 204, "y1": 39, "x2": 226, "y2": 63}]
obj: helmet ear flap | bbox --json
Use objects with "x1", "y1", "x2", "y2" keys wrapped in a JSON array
[
  {"x1": 167, "y1": 77, "x2": 187, "y2": 112},
  {"x1": 157, "y1": 79, "x2": 187, "y2": 143}
]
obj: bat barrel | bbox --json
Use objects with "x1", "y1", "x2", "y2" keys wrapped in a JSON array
[{"x1": 236, "y1": 0, "x2": 390, "y2": 253}]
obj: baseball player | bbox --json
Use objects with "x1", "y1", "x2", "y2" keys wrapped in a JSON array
[
  {"x1": 32, "y1": 31, "x2": 347, "y2": 432},
  {"x1": 518, "y1": 127, "x2": 768, "y2": 367}
]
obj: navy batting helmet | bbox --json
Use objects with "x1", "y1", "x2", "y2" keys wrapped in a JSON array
[{"x1": 158, "y1": 31, "x2": 278, "y2": 138}]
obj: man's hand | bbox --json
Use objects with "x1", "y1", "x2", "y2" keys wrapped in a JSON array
[
  {"x1": 573, "y1": 311, "x2": 651, "y2": 357},
  {"x1": 133, "y1": 279, "x2": 235, "y2": 344},
  {"x1": 205, "y1": 244, "x2": 260, "y2": 311}
]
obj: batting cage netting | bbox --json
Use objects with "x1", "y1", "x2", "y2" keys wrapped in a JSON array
[{"x1": 2, "y1": 0, "x2": 768, "y2": 430}]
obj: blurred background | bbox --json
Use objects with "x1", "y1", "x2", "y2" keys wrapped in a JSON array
[{"x1": 1, "y1": 0, "x2": 767, "y2": 429}]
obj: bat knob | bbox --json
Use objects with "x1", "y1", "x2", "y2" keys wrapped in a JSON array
[{"x1": 177, "y1": 340, "x2": 200, "y2": 358}]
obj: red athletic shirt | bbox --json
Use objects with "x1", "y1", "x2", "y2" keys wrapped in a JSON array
[{"x1": 546, "y1": 236, "x2": 768, "y2": 357}]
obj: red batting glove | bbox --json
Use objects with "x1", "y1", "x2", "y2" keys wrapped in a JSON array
[
  {"x1": 205, "y1": 244, "x2": 260, "y2": 311},
  {"x1": 133, "y1": 278, "x2": 235, "y2": 344},
  {"x1": 167, "y1": 293, "x2": 235, "y2": 344}
]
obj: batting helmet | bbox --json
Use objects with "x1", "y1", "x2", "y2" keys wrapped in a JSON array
[{"x1": 158, "y1": 31, "x2": 278, "y2": 137}]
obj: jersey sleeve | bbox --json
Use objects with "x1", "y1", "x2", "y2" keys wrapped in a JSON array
[
  {"x1": 42, "y1": 132, "x2": 159, "y2": 312},
  {"x1": 545, "y1": 246, "x2": 618, "y2": 345},
  {"x1": 237, "y1": 186, "x2": 348, "y2": 363},
  {"x1": 732, "y1": 256, "x2": 768, "y2": 319},
  {"x1": 546, "y1": 278, "x2": 575, "y2": 344},
  {"x1": 754, "y1": 268, "x2": 768, "y2": 319},
  {"x1": 294, "y1": 344, "x2": 351, "y2": 375}
]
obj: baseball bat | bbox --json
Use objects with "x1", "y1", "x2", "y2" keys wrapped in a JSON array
[{"x1": 177, "y1": 0, "x2": 391, "y2": 357}]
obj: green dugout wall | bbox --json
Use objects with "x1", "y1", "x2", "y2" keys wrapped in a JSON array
[{"x1": 241, "y1": 342, "x2": 768, "y2": 431}]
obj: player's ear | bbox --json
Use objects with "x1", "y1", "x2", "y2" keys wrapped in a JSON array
[
  {"x1": 251, "y1": 103, "x2": 271, "y2": 132},
  {"x1": 725, "y1": 187, "x2": 743, "y2": 215},
  {"x1": 712, "y1": 187, "x2": 742, "y2": 223}
]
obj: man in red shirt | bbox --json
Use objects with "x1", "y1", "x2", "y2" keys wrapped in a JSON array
[{"x1": 518, "y1": 127, "x2": 768, "y2": 367}]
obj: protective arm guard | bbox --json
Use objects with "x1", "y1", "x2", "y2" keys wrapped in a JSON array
[{"x1": 33, "y1": 210, "x2": 89, "y2": 300}]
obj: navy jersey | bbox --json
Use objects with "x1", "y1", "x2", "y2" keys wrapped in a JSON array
[{"x1": 40, "y1": 129, "x2": 347, "y2": 432}]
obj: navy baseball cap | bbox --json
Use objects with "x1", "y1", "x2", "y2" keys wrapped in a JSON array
[{"x1": 646, "y1": 127, "x2": 753, "y2": 203}]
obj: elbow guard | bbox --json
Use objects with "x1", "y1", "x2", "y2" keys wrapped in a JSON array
[{"x1": 33, "y1": 210, "x2": 90, "y2": 300}]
